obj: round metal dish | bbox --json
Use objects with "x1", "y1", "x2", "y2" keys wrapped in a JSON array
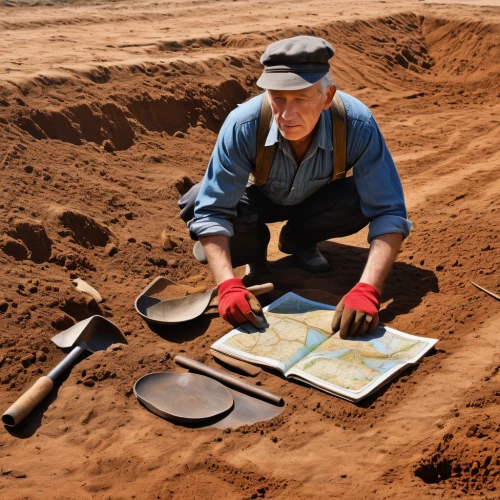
[{"x1": 134, "y1": 372, "x2": 234, "y2": 424}]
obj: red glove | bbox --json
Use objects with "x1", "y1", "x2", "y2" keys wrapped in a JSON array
[
  {"x1": 218, "y1": 278, "x2": 266, "y2": 328},
  {"x1": 331, "y1": 282, "x2": 381, "y2": 338}
]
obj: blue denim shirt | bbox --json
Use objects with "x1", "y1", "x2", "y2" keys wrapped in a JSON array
[{"x1": 188, "y1": 91, "x2": 412, "y2": 242}]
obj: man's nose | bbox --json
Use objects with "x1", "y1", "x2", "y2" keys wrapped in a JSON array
[{"x1": 281, "y1": 101, "x2": 298, "y2": 120}]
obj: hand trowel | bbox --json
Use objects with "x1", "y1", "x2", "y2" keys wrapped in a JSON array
[{"x1": 2, "y1": 316, "x2": 127, "y2": 427}]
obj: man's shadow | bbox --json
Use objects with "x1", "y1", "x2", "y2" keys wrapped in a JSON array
[
  {"x1": 139, "y1": 241, "x2": 438, "y2": 341},
  {"x1": 268, "y1": 240, "x2": 439, "y2": 321}
]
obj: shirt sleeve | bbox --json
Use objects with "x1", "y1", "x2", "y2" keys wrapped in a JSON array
[
  {"x1": 348, "y1": 115, "x2": 413, "y2": 242},
  {"x1": 187, "y1": 112, "x2": 256, "y2": 238}
]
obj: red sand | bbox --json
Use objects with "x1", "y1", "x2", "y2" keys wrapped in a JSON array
[{"x1": 0, "y1": 0, "x2": 499, "y2": 498}]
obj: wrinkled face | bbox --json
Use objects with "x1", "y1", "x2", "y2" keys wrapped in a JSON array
[{"x1": 267, "y1": 83, "x2": 336, "y2": 142}]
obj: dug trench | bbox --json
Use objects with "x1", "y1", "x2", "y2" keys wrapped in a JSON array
[{"x1": 0, "y1": 12, "x2": 499, "y2": 499}]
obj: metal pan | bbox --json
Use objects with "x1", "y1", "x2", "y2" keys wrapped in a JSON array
[
  {"x1": 134, "y1": 372, "x2": 234, "y2": 424},
  {"x1": 174, "y1": 356, "x2": 284, "y2": 429}
]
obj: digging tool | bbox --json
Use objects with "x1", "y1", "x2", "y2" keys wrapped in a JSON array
[
  {"x1": 2, "y1": 316, "x2": 127, "y2": 427},
  {"x1": 135, "y1": 276, "x2": 273, "y2": 324}
]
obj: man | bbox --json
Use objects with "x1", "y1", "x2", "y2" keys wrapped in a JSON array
[{"x1": 179, "y1": 36, "x2": 412, "y2": 338}]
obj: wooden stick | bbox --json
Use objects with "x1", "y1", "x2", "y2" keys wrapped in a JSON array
[
  {"x1": 175, "y1": 356, "x2": 284, "y2": 406},
  {"x1": 210, "y1": 349, "x2": 262, "y2": 377},
  {"x1": 470, "y1": 281, "x2": 500, "y2": 302}
]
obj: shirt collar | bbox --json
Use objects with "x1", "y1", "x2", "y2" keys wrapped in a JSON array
[
  {"x1": 264, "y1": 109, "x2": 332, "y2": 152},
  {"x1": 265, "y1": 119, "x2": 279, "y2": 147}
]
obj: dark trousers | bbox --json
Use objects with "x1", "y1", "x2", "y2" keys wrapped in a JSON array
[{"x1": 179, "y1": 177, "x2": 370, "y2": 268}]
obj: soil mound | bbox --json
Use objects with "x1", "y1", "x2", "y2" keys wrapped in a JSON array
[
  {"x1": 17, "y1": 102, "x2": 135, "y2": 150},
  {"x1": 48, "y1": 206, "x2": 112, "y2": 248}
]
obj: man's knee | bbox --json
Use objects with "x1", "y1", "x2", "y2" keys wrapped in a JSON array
[
  {"x1": 178, "y1": 182, "x2": 201, "y2": 223},
  {"x1": 288, "y1": 177, "x2": 369, "y2": 241},
  {"x1": 230, "y1": 217, "x2": 270, "y2": 267},
  {"x1": 178, "y1": 183, "x2": 270, "y2": 264}
]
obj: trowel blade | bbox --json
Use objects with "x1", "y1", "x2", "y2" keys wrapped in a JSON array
[
  {"x1": 51, "y1": 316, "x2": 95, "y2": 348},
  {"x1": 51, "y1": 315, "x2": 127, "y2": 351}
]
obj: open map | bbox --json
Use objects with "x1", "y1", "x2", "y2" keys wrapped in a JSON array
[
  {"x1": 222, "y1": 296, "x2": 334, "y2": 371},
  {"x1": 212, "y1": 293, "x2": 438, "y2": 401},
  {"x1": 287, "y1": 329, "x2": 432, "y2": 393}
]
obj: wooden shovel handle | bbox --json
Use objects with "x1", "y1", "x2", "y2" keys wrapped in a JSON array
[
  {"x1": 2, "y1": 376, "x2": 54, "y2": 427},
  {"x1": 247, "y1": 283, "x2": 274, "y2": 296}
]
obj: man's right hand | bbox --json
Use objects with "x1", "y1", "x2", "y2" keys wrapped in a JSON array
[
  {"x1": 331, "y1": 282, "x2": 380, "y2": 338},
  {"x1": 218, "y1": 278, "x2": 267, "y2": 328}
]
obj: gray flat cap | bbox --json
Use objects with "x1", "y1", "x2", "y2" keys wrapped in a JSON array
[{"x1": 257, "y1": 36, "x2": 334, "y2": 91}]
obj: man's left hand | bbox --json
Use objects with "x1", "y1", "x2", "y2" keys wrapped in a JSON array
[{"x1": 331, "y1": 282, "x2": 381, "y2": 338}]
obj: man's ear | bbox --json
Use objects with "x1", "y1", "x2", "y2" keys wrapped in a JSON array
[{"x1": 322, "y1": 85, "x2": 336, "y2": 110}]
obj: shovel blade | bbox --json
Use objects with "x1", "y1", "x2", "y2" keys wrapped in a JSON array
[
  {"x1": 143, "y1": 289, "x2": 215, "y2": 324},
  {"x1": 51, "y1": 315, "x2": 127, "y2": 352},
  {"x1": 135, "y1": 276, "x2": 216, "y2": 324}
]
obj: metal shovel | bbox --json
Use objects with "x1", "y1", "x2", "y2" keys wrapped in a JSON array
[
  {"x1": 2, "y1": 315, "x2": 127, "y2": 427},
  {"x1": 135, "y1": 276, "x2": 273, "y2": 324}
]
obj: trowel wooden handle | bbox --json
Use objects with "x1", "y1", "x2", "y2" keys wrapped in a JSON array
[
  {"x1": 247, "y1": 283, "x2": 274, "y2": 296},
  {"x1": 2, "y1": 376, "x2": 54, "y2": 427}
]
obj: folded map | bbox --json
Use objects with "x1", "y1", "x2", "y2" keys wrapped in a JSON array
[{"x1": 211, "y1": 292, "x2": 438, "y2": 402}]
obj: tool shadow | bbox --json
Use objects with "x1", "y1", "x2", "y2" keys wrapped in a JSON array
[{"x1": 141, "y1": 310, "x2": 219, "y2": 343}]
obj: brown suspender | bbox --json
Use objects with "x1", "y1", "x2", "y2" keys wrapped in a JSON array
[
  {"x1": 253, "y1": 92, "x2": 347, "y2": 186},
  {"x1": 330, "y1": 92, "x2": 347, "y2": 181},
  {"x1": 254, "y1": 94, "x2": 275, "y2": 186}
]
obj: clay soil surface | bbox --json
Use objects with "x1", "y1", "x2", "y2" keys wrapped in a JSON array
[{"x1": 1, "y1": 0, "x2": 499, "y2": 498}]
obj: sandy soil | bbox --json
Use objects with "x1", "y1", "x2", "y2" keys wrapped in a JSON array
[{"x1": 0, "y1": 0, "x2": 499, "y2": 498}]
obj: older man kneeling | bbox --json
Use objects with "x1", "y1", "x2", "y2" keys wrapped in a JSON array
[{"x1": 179, "y1": 36, "x2": 412, "y2": 338}]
